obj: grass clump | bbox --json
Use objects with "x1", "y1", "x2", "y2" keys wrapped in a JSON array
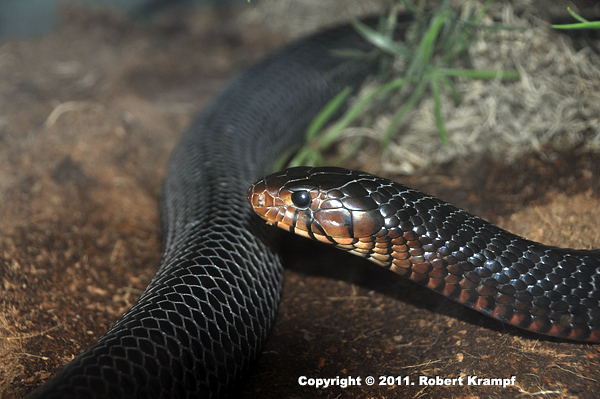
[{"x1": 282, "y1": 0, "x2": 520, "y2": 169}]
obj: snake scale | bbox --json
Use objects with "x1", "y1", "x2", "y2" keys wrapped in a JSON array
[
  {"x1": 25, "y1": 12, "x2": 600, "y2": 399},
  {"x1": 26, "y1": 16, "x2": 402, "y2": 399}
]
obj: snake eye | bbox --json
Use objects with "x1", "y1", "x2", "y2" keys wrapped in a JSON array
[{"x1": 290, "y1": 190, "x2": 311, "y2": 208}]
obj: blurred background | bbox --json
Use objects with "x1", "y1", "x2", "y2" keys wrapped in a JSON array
[{"x1": 0, "y1": 0, "x2": 233, "y2": 36}]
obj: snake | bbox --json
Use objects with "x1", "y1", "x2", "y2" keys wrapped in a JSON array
[
  {"x1": 24, "y1": 12, "x2": 599, "y2": 399},
  {"x1": 247, "y1": 166, "x2": 600, "y2": 342},
  {"x1": 25, "y1": 15, "x2": 405, "y2": 399}
]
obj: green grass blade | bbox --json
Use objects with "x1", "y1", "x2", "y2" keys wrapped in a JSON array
[
  {"x1": 401, "y1": 0, "x2": 423, "y2": 17},
  {"x1": 430, "y1": 77, "x2": 449, "y2": 145},
  {"x1": 436, "y1": 73, "x2": 461, "y2": 103},
  {"x1": 351, "y1": 19, "x2": 409, "y2": 56},
  {"x1": 419, "y1": 11, "x2": 449, "y2": 66},
  {"x1": 404, "y1": 10, "x2": 449, "y2": 80},
  {"x1": 473, "y1": 0, "x2": 496, "y2": 23},
  {"x1": 382, "y1": 77, "x2": 429, "y2": 149},
  {"x1": 317, "y1": 78, "x2": 407, "y2": 150},
  {"x1": 552, "y1": 21, "x2": 600, "y2": 29},
  {"x1": 305, "y1": 87, "x2": 352, "y2": 141},
  {"x1": 286, "y1": 78, "x2": 407, "y2": 167},
  {"x1": 552, "y1": 7, "x2": 600, "y2": 29},
  {"x1": 567, "y1": 7, "x2": 589, "y2": 23},
  {"x1": 286, "y1": 146, "x2": 325, "y2": 168},
  {"x1": 273, "y1": 144, "x2": 302, "y2": 171},
  {"x1": 440, "y1": 68, "x2": 520, "y2": 79}
]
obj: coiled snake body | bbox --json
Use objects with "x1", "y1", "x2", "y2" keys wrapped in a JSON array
[
  {"x1": 26, "y1": 18, "x2": 390, "y2": 399},
  {"x1": 26, "y1": 14, "x2": 599, "y2": 399}
]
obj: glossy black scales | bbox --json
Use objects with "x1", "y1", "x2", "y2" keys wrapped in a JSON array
[{"x1": 248, "y1": 166, "x2": 600, "y2": 341}]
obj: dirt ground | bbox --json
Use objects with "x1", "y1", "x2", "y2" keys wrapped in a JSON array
[{"x1": 1, "y1": 3, "x2": 600, "y2": 399}]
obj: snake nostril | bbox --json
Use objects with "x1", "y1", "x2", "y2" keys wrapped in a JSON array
[{"x1": 256, "y1": 193, "x2": 266, "y2": 207}]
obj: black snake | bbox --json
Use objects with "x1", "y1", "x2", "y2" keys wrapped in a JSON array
[
  {"x1": 25, "y1": 13, "x2": 599, "y2": 399},
  {"x1": 248, "y1": 166, "x2": 600, "y2": 341},
  {"x1": 26, "y1": 16, "x2": 400, "y2": 399}
]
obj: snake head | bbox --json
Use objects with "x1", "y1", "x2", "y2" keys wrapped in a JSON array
[{"x1": 247, "y1": 166, "x2": 387, "y2": 247}]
